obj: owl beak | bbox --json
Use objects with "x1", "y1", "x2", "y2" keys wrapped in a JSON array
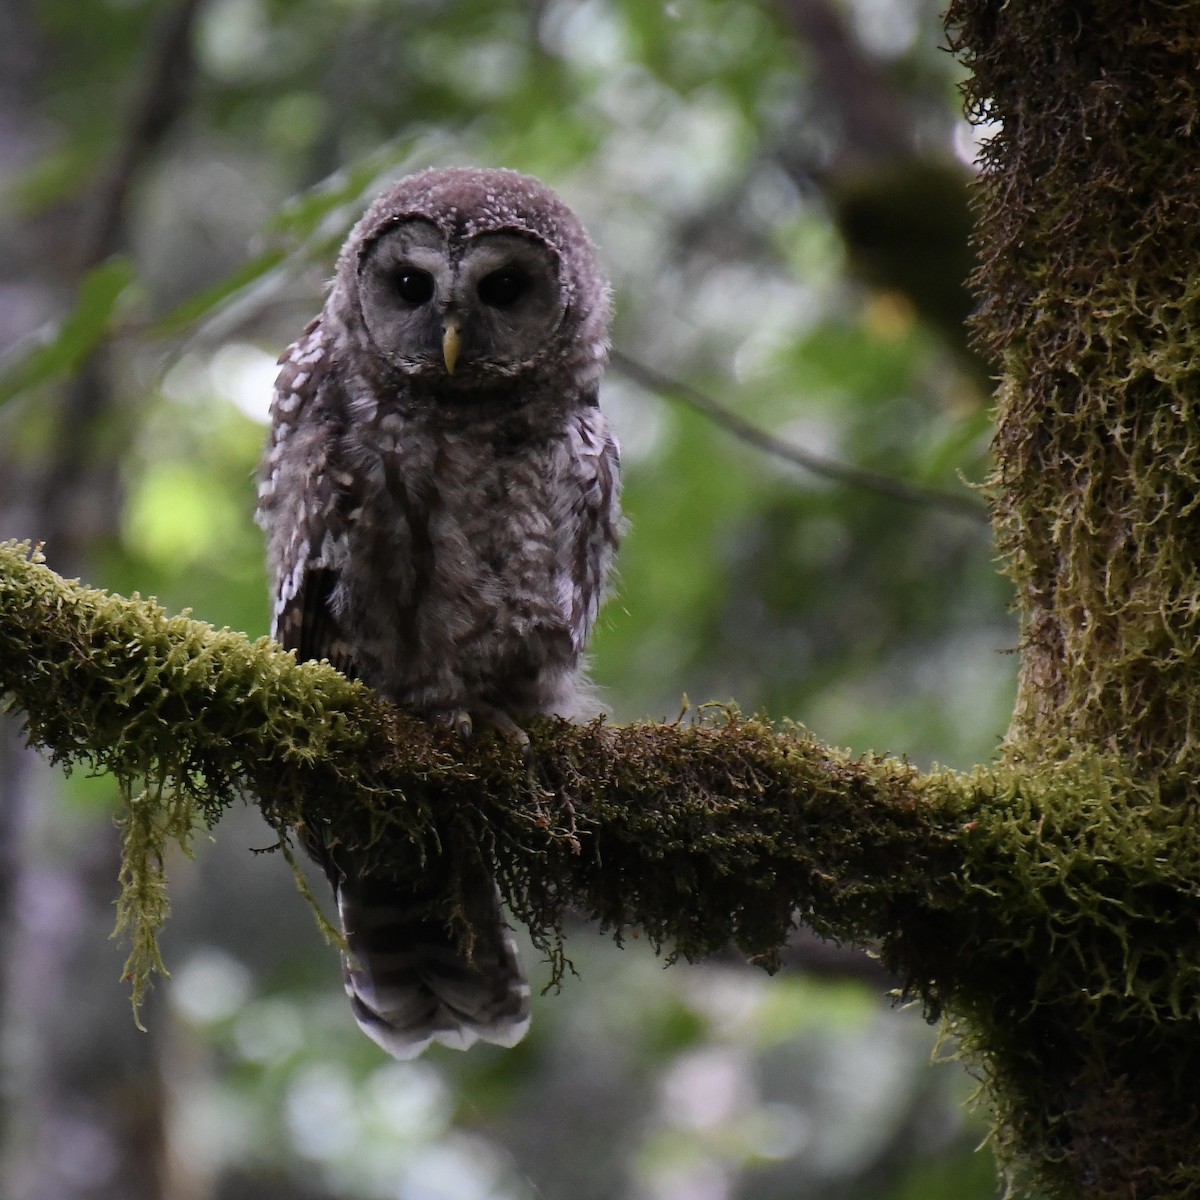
[{"x1": 442, "y1": 322, "x2": 462, "y2": 375}]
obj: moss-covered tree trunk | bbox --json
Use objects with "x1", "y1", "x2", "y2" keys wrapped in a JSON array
[{"x1": 948, "y1": 2, "x2": 1200, "y2": 1196}]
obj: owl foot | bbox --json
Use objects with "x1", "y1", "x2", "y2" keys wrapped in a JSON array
[
  {"x1": 481, "y1": 707, "x2": 531, "y2": 753},
  {"x1": 437, "y1": 706, "x2": 530, "y2": 757}
]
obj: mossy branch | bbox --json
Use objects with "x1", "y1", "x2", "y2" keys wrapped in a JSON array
[
  {"x1": 0, "y1": 538, "x2": 986, "y2": 993},
  {"x1": 6, "y1": 533, "x2": 1200, "y2": 997}
]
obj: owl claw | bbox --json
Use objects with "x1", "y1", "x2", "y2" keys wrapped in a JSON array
[
  {"x1": 484, "y1": 708, "x2": 530, "y2": 751},
  {"x1": 450, "y1": 710, "x2": 474, "y2": 743}
]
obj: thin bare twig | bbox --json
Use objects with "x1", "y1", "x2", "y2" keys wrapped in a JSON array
[
  {"x1": 610, "y1": 351, "x2": 989, "y2": 523},
  {"x1": 80, "y1": 0, "x2": 209, "y2": 271}
]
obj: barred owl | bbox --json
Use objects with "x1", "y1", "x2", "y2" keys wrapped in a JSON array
[{"x1": 256, "y1": 167, "x2": 622, "y2": 1059}]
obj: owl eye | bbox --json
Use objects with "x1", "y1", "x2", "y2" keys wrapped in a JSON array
[
  {"x1": 477, "y1": 267, "x2": 529, "y2": 308},
  {"x1": 392, "y1": 268, "x2": 434, "y2": 306}
]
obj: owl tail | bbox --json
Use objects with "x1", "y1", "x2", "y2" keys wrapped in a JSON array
[{"x1": 329, "y1": 865, "x2": 531, "y2": 1060}]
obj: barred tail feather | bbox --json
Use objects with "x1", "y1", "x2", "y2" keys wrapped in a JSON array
[{"x1": 333, "y1": 871, "x2": 531, "y2": 1060}]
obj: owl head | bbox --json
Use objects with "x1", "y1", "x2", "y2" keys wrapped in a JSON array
[{"x1": 328, "y1": 167, "x2": 611, "y2": 397}]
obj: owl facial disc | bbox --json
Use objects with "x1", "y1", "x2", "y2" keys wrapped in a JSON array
[{"x1": 357, "y1": 222, "x2": 566, "y2": 381}]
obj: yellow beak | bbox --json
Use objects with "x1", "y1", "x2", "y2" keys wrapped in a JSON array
[{"x1": 442, "y1": 322, "x2": 461, "y2": 375}]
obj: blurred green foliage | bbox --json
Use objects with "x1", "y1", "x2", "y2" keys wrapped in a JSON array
[{"x1": 1, "y1": 0, "x2": 1010, "y2": 1196}]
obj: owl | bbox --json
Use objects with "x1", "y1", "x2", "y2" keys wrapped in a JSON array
[{"x1": 255, "y1": 167, "x2": 622, "y2": 1059}]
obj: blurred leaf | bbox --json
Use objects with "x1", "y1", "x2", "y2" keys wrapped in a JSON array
[
  {"x1": 3, "y1": 138, "x2": 106, "y2": 214},
  {"x1": 916, "y1": 406, "x2": 993, "y2": 485},
  {"x1": 150, "y1": 248, "x2": 287, "y2": 338},
  {"x1": 269, "y1": 141, "x2": 420, "y2": 240},
  {"x1": 0, "y1": 255, "x2": 136, "y2": 406}
]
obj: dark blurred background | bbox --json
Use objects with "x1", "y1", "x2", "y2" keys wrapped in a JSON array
[{"x1": 0, "y1": 1, "x2": 1012, "y2": 1197}]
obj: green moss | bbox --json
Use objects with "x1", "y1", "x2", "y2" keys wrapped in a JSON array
[
  {"x1": 0, "y1": 541, "x2": 400, "y2": 1014},
  {"x1": 942, "y1": 752, "x2": 1200, "y2": 1196},
  {"x1": 949, "y1": 0, "x2": 1200, "y2": 775}
]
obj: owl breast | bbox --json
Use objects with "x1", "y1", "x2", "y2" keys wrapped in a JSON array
[{"x1": 331, "y1": 405, "x2": 609, "y2": 718}]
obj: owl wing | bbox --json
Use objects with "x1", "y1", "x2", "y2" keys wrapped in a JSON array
[
  {"x1": 563, "y1": 399, "x2": 623, "y2": 655},
  {"x1": 257, "y1": 318, "x2": 358, "y2": 679}
]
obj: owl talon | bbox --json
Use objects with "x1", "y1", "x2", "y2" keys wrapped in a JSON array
[{"x1": 451, "y1": 710, "x2": 474, "y2": 743}]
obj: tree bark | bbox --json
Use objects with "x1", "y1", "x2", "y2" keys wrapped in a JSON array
[{"x1": 947, "y1": 2, "x2": 1200, "y2": 1196}]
